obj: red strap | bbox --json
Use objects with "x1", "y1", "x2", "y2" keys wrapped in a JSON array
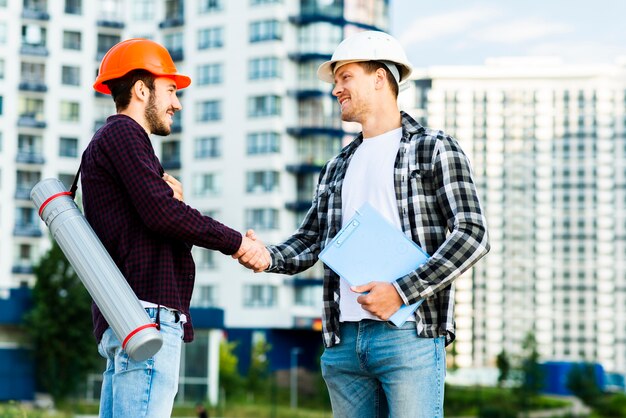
[
  {"x1": 38, "y1": 191, "x2": 73, "y2": 217},
  {"x1": 122, "y1": 323, "x2": 159, "y2": 350}
]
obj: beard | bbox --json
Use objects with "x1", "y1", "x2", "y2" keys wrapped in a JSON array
[{"x1": 145, "y1": 94, "x2": 171, "y2": 136}]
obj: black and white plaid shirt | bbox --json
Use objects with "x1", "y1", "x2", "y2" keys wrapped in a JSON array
[{"x1": 267, "y1": 111, "x2": 489, "y2": 347}]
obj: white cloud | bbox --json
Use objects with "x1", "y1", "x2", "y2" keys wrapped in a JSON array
[
  {"x1": 472, "y1": 18, "x2": 572, "y2": 43},
  {"x1": 397, "y1": 6, "x2": 503, "y2": 47}
]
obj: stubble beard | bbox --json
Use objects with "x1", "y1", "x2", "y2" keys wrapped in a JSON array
[{"x1": 145, "y1": 94, "x2": 171, "y2": 136}]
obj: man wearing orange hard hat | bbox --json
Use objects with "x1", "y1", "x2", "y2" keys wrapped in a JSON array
[{"x1": 81, "y1": 38, "x2": 268, "y2": 417}]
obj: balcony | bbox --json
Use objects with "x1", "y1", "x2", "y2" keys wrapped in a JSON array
[
  {"x1": 159, "y1": 17, "x2": 184, "y2": 29},
  {"x1": 288, "y1": 89, "x2": 327, "y2": 99},
  {"x1": 285, "y1": 200, "x2": 313, "y2": 212},
  {"x1": 169, "y1": 48, "x2": 184, "y2": 62},
  {"x1": 11, "y1": 265, "x2": 33, "y2": 275},
  {"x1": 289, "y1": 5, "x2": 343, "y2": 26},
  {"x1": 287, "y1": 51, "x2": 331, "y2": 63},
  {"x1": 19, "y1": 81, "x2": 47, "y2": 92},
  {"x1": 15, "y1": 186, "x2": 35, "y2": 200},
  {"x1": 96, "y1": 19, "x2": 125, "y2": 29},
  {"x1": 16, "y1": 151, "x2": 45, "y2": 165},
  {"x1": 18, "y1": 114, "x2": 46, "y2": 129},
  {"x1": 20, "y1": 44, "x2": 49, "y2": 57},
  {"x1": 21, "y1": 8, "x2": 50, "y2": 20},
  {"x1": 286, "y1": 162, "x2": 323, "y2": 174},
  {"x1": 0, "y1": 287, "x2": 32, "y2": 325},
  {"x1": 287, "y1": 126, "x2": 344, "y2": 137},
  {"x1": 161, "y1": 157, "x2": 181, "y2": 170},
  {"x1": 13, "y1": 223, "x2": 42, "y2": 238}
]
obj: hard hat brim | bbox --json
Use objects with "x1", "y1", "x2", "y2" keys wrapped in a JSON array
[
  {"x1": 93, "y1": 73, "x2": 191, "y2": 95},
  {"x1": 317, "y1": 59, "x2": 413, "y2": 85}
]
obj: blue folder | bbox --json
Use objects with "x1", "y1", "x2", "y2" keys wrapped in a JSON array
[{"x1": 319, "y1": 202, "x2": 429, "y2": 326}]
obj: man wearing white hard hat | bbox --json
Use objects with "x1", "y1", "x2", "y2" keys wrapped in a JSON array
[{"x1": 241, "y1": 30, "x2": 489, "y2": 417}]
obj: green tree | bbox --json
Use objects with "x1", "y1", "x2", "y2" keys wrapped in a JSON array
[
  {"x1": 219, "y1": 339, "x2": 243, "y2": 398},
  {"x1": 23, "y1": 240, "x2": 100, "y2": 404},
  {"x1": 496, "y1": 349, "x2": 511, "y2": 388},
  {"x1": 246, "y1": 339, "x2": 271, "y2": 396},
  {"x1": 515, "y1": 332, "x2": 543, "y2": 414},
  {"x1": 566, "y1": 363, "x2": 603, "y2": 408}
]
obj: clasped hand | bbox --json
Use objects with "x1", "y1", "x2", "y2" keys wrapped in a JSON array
[{"x1": 232, "y1": 230, "x2": 270, "y2": 272}]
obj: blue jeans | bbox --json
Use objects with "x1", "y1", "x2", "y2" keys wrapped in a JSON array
[
  {"x1": 321, "y1": 320, "x2": 446, "y2": 418},
  {"x1": 97, "y1": 308, "x2": 183, "y2": 418}
]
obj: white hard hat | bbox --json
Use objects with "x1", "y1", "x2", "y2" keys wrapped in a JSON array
[{"x1": 317, "y1": 30, "x2": 413, "y2": 84}]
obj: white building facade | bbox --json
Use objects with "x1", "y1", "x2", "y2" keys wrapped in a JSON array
[{"x1": 401, "y1": 58, "x2": 626, "y2": 374}]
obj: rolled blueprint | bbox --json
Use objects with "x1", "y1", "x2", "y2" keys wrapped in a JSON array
[{"x1": 31, "y1": 178, "x2": 162, "y2": 361}]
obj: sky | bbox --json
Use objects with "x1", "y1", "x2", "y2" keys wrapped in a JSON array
[{"x1": 389, "y1": 0, "x2": 626, "y2": 68}]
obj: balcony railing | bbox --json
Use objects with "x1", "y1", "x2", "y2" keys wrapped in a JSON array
[
  {"x1": 21, "y1": 9, "x2": 50, "y2": 20},
  {"x1": 18, "y1": 114, "x2": 46, "y2": 129},
  {"x1": 13, "y1": 223, "x2": 42, "y2": 237},
  {"x1": 19, "y1": 81, "x2": 48, "y2": 92},
  {"x1": 15, "y1": 186, "x2": 36, "y2": 200},
  {"x1": 20, "y1": 44, "x2": 49, "y2": 57},
  {"x1": 159, "y1": 17, "x2": 184, "y2": 29},
  {"x1": 96, "y1": 19, "x2": 125, "y2": 29},
  {"x1": 16, "y1": 151, "x2": 45, "y2": 164}
]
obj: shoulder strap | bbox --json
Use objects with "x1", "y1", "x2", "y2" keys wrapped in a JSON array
[{"x1": 69, "y1": 162, "x2": 81, "y2": 199}]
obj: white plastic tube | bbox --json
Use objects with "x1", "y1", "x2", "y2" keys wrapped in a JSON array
[{"x1": 31, "y1": 178, "x2": 162, "y2": 361}]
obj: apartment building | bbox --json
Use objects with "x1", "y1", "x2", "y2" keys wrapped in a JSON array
[
  {"x1": 401, "y1": 57, "x2": 626, "y2": 374},
  {"x1": 0, "y1": 0, "x2": 390, "y2": 402}
]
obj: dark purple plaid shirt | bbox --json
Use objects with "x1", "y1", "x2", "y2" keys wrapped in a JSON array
[{"x1": 81, "y1": 114, "x2": 242, "y2": 343}]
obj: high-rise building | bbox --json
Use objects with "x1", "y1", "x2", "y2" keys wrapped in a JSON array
[
  {"x1": 401, "y1": 57, "x2": 626, "y2": 374},
  {"x1": 0, "y1": 0, "x2": 390, "y2": 401}
]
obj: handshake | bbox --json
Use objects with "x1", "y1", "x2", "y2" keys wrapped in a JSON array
[{"x1": 232, "y1": 230, "x2": 270, "y2": 273}]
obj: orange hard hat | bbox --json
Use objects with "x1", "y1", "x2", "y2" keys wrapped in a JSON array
[{"x1": 93, "y1": 38, "x2": 191, "y2": 94}]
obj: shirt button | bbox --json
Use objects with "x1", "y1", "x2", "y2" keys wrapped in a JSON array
[{"x1": 188, "y1": 274, "x2": 194, "y2": 280}]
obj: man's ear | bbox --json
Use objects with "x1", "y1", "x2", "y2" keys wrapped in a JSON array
[
  {"x1": 374, "y1": 68, "x2": 387, "y2": 90},
  {"x1": 132, "y1": 80, "x2": 148, "y2": 102}
]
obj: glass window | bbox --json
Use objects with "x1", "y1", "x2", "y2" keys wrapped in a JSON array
[
  {"x1": 191, "y1": 284, "x2": 217, "y2": 306},
  {"x1": 132, "y1": 0, "x2": 153, "y2": 20},
  {"x1": 199, "y1": 0, "x2": 223, "y2": 13},
  {"x1": 246, "y1": 132, "x2": 280, "y2": 155},
  {"x1": 60, "y1": 101, "x2": 80, "y2": 122},
  {"x1": 198, "y1": 27, "x2": 223, "y2": 49},
  {"x1": 21, "y1": 62, "x2": 45, "y2": 84},
  {"x1": 22, "y1": 24, "x2": 46, "y2": 47},
  {"x1": 248, "y1": 95, "x2": 281, "y2": 117},
  {"x1": 165, "y1": 0, "x2": 183, "y2": 19},
  {"x1": 249, "y1": 57, "x2": 281, "y2": 80},
  {"x1": 97, "y1": 34, "x2": 121, "y2": 56},
  {"x1": 0, "y1": 58, "x2": 4, "y2": 79},
  {"x1": 195, "y1": 136, "x2": 221, "y2": 158},
  {"x1": 245, "y1": 208, "x2": 279, "y2": 230},
  {"x1": 18, "y1": 97, "x2": 44, "y2": 120},
  {"x1": 196, "y1": 100, "x2": 222, "y2": 122},
  {"x1": 63, "y1": 30, "x2": 81, "y2": 50},
  {"x1": 99, "y1": 0, "x2": 123, "y2": 21},
  {"x1": 65, "y1": 0, "x2": 82, "y2": 14},
  {"x1": 197, "y1": 63, "x2": 223, "y2": 85},
  {"x1": 249, "y1": 20, "x2": 282, "y2": 42},
  {"x1": 193, "y1": 173, "x2": 220, "y2": 197},
  {"x1": 164, "y1": 32, "x2": 183, "y2": 56},
  {"x1": 243, "y1": 284, "x2": 277, "y2": 307},
  {"x1": 59, "y1": 137, "x2": 78, "y2": 157},
  {"x1": 161, "y1": 140, "x2": 180, "y2": 165},
  {"x1": 0, "y1": 22, "x2": 6, "y2": 45},
  {"x1": 250, "y1": 0, "x2": 281, "y2": 4},
  {"x1": 246, "y1": 171, "x2": 279, "y2": 193},
  {"x1": 61, "y1": 65, "x2": 80, "y2": 86}
]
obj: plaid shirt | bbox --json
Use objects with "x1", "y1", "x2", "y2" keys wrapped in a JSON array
[
  {"x1": 267, "y1": 111, "x2": 489, "y2": 347},
  {"x1": 81, "y1": 115, "x2": 242, "y2": 343}
]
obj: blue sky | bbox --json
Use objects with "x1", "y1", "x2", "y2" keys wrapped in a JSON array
[{"x1": 389, "y1": 0, "x2": 626, "y2": 67}]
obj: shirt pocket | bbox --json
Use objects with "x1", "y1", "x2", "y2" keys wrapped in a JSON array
[{"x1": 409, "y1": 163, "x2": 437, "y2": 197}]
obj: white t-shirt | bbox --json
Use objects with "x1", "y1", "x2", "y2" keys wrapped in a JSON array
[{"x1": 339, "y1": 127, "x2": 413, "y2": 322}]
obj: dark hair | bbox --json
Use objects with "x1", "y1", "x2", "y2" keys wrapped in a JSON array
[
  {"x1": 331, "y1": 61, "x2": 399, "y2": 97},
  {"x1": 104, "y1": 70, "x2": 156, "y2": 111}
]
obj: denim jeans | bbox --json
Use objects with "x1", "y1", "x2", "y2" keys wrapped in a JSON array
[
  {"x1": 98, "y1": 307, "x2": 183, "y2": 418},
  {"x1": 321, "y1": 320, "x2": 446, "y2": 418}
]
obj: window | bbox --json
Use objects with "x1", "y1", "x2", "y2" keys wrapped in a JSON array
[
  {"x1": 246, "y1": 171, "x2": 279, "y2": 193},
  {"x1": 161, "y1": 141, "x2": 180, "y2": 167},
  {"x1": 22, "y1": 24, "x2": 46, "y2": 47},
  {"x1": 191, "y1": 284, "x2": 217, "y2": 307},
  {"x1": 194, "y1": 173, "x2": 220, "y2": 197},
  {"x1": 249, "y1": 20, "x2": 282, "y2": 42},
  {"x1": 245, "y1": 208, "x2": 279, "y2": 230},
  {"x1": 16, "y1": 170, "x2": 41, "y2": 193},
  {"x1": 164, "y1": 32, "x2": 183, "y2": 59},
  {"x1": 65, "y1": 0, "x2": 82, "y2": 14},
  {"x1": 60, "y1": 101, "x2": 80, "y2": 122},
  {"x1": 61, "y1": 65, "x2": 80, "y2": 86},
  {"x1": 247, "y1": 132, "x2": 280, "y2": 155},
  {"x1": 99, "y1": 0, "x2": 123, "y2": 21},
  {"x1": 15, "y1": 207, "x2": 37, "y2": 229},
  {"x1": 243, "y1": 284, "x2": 277, "y2": 307},
  {"x1": 18, "y1": 97, "x2": 44, "y2": 119},
  {"x1": 97, "y1": 34, "x2": 121, "y2": 56},
  {"x1": 0, "y1": 95, "x2": 2, "y2": 115},
  {"x1": 0, "y1": 22, "x2": 6, "y2": 45},
  {"x1": 58, "y1": 173, "x2": 75, "y2": 190},
  {"x1": 197, "y1": 63, "x2": 223, "y2": 85},
  {"x1": 0, "y1": 58, "x2": 5, "y2": 79},
  {"x1": 165, "y1": 0, "x2": 183, "y2": 19},
  {"x1": 195, "y1": 249, "x2": 216, "y2": 271},
  {"x1": 251, "y1": 0, "x2": 281, "y2": 4},
  {"x1": 21, "y1": 62, "x2": 45, "y2": 84},
  {"x1": 59, "y1": 137, "x2": 78, "y2": 157},
  {"x1": 63, "y1": 30, "x2": 81, "y2": 50},
  {"x1": 197, "y1": 100, "x2": 222, "y2": 122},
  {"x1": 132, "y1": 0, "x2": 153, "y2": 20},
  {"x1": 195, "y1": 136, "x2": 221, "y2": 158},
  {"x1": 199, "y1": 0, "x2": 223, "y2": 13},
  {"x1": 18, "y1": 134, "x2": 43, "y2": 157},
  {"x1": 249, "y1": 57, "x2": 281, "y2": 80},
  {"x1": 248, "y1": 95, "x2": 281, "y2": 117},
  {"x1": 198, "y1": 27, "x2": 223, "y2": 49}
]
